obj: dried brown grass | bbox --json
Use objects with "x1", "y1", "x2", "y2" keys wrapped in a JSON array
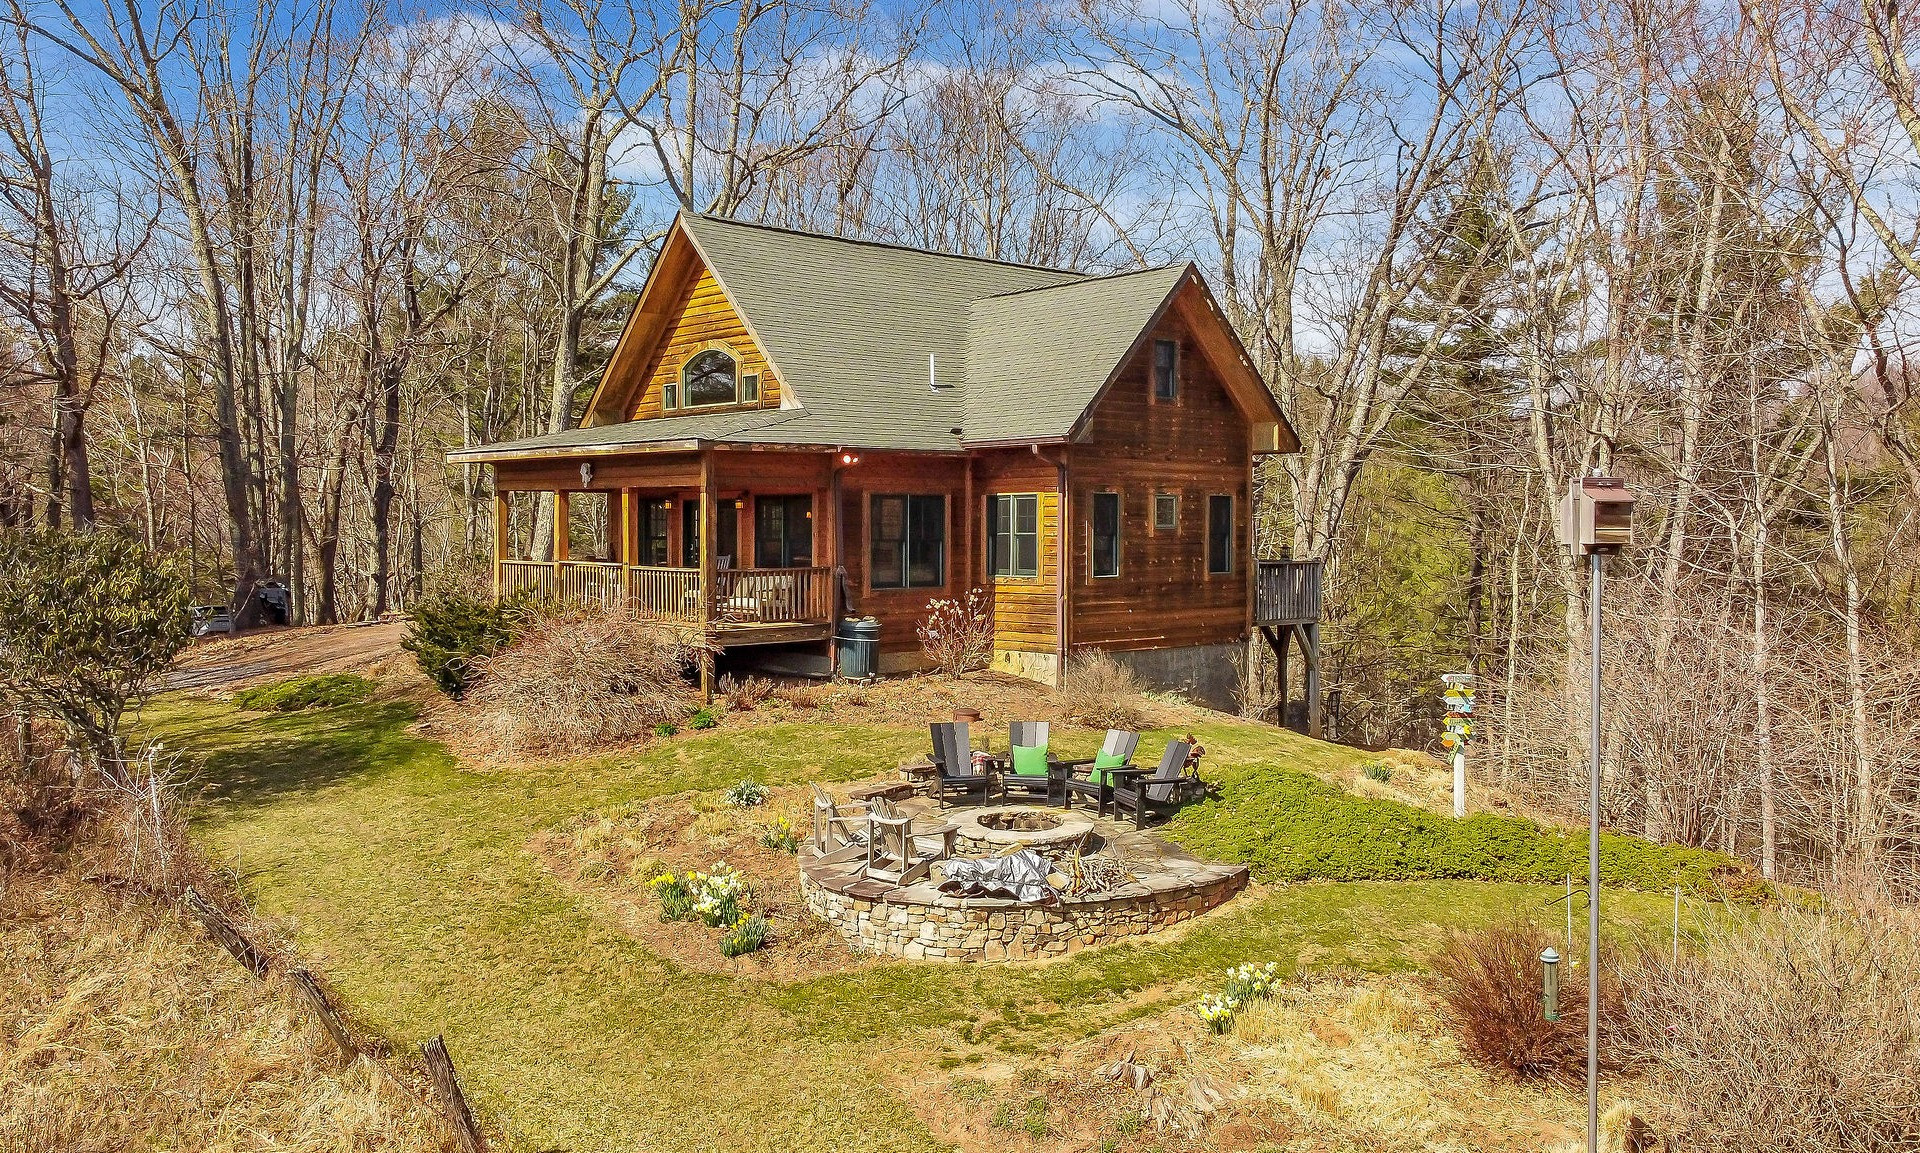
[
  {"x1": 463, "y1": 609, "x2": 710, "y2": 758},
  {"x1": 0, "y1": 871, "x2": 452, "y2": 1152},
  {"x1": 1055, "y1": 649, "x2": 1148, "y2": 731},
  {"x1": 1429, "y1": 919, "x2": 1619, "y2": 1086},
  {"x1": 1613, "y1": 899, "x2": 1920, "y2": 1152}
]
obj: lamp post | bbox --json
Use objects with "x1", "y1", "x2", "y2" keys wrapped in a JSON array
[{"x1": 1557, "y1": 475, "x2": 1635, "y2": 1153}]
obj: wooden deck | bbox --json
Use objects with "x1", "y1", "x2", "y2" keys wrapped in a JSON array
[
  {"x1": 499, "y1": 559, "x2": 834, "y2": 644},
  {"x1": 1254, "y1": 558, "x2": 1323, "y2": 625}
]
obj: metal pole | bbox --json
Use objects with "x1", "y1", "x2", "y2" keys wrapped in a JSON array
[{"x1": 1587, "y1": 549, "x2": 1602, "y2": 1153}]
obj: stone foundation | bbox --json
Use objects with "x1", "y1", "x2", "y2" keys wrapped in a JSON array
[{"x1": 799, "y1": 852, "x2": 1247, "y2": 962}]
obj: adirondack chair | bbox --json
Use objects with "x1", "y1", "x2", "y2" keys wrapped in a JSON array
[
  {"x1": 863, "y1": 796, "x2": 955, "y2": 885},
  {"x1": 930, "y1": 722, "x2": 994, "y2": 807},
  {"x1": 1108, "y1": 740, "x2": 1202, "y2": 828},
  {"x1": 810, "y1": 783, "x2": 871, "y2": 864},
  {"x1": 1061, "y1": 730, "x2": 1142, "y2": 815},
  {"x1": 995, "y1": 721, "x2": 1061, "y2": 805}
]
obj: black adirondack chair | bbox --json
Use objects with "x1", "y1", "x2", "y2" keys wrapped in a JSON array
[
  {"x1": 995, "y1": 721, "x2": 1061, "y2": 805},
  {"x1": 1061, "y1": 729, "x2": 1141, "y2": 815},
  {"x1": 1108, "y1": 740, "x2": 1202, "y2": 828},
  {"x1": 930, "y1": 722, "x2": 994, "y2": 807}
]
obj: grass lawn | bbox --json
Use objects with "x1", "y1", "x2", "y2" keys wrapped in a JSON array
[{"x1": 150, "y1": 691, "x2": 1699, "y2": 1152}]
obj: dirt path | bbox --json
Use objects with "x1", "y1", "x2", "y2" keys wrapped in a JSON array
[{"x1": 166, "y1": 621, "x2": 409, "y2": 692}]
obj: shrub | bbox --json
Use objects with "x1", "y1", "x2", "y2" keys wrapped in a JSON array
[
  {"x1": 1612, "y1": 901, "x2": 1920, "y2": 1148},
  {"x1": 463, "y1": 608, "x2": 709, "y2": 758},
  {"x1": 0, "y1": 528, "x2": 189, "y2": 768},
  {"x1": 1196, "y1": 961, "x2": 1281, "y2": 1034},
  {"x1": 759, "y1": 814, "x2": 801, "y2": 852},
  {"x1": 724, "y1": 779, "x2": 770, "y2": 808},
  {"x1": 719, "y1": 914, "x2": 770, "y2": 958},
  {"x1": 232, "y1": 674, "x2": 373, "y2": 712},
  {"x1": 916, "y1": 589, "x2": 994, "y2": 678},
  {"x1": 1165, "y1": 759, "x2": 1758, "y2": 895},
  {"x1": 718, "y1": 673, "x2": 775, "y2": 711},
  {"x1": 403, "y1": 588, "x2": 526, "y2": 698},
  {"x1": 1362, "y1": 762, "x2": 1392, "y2": 783},
  {"x1": 1430, "y1": 920, "x2": 1596, "y2": 1083},
  {"x1": 654, "y1": 721, "x2": 679, "y2": 738},
  {"x1": 1055, "y1": 649, "x2": 1147, "y2": 731},
  {"x1": 688, "y1": 706, "x2": 718, "y2": 730}
]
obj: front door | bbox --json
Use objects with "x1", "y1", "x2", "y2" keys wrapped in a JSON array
[
  {"x1": 681, "y1": 499, "x2": 740, "y2": 568},
  {"x1": 754, "y1": 495, "x2": 813, "y2": 568}
]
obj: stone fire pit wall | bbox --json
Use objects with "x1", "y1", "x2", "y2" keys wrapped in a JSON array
[{"x1": 799, "y1": 860, "x2": 1248, "y2": 962}]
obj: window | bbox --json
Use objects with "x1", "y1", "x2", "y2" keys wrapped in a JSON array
[
  {"x1": 870, "y1": 495, "x2": 946, "y2": 589},
  {"x1": 639, "y1": 499, "x2": 671, "y2": 567},
  {"x1": 682, "y1": 348, "x2": 739, "y2": 407},
  {"x1": 1090, "y1": 492, "x2": 1121, "y2": 578},
  {"x1": 754, "y1": 495, "x2": 813, "y2": 568},
  {"x1": 989, "y1": 494, "x2": 1039, "y2": 578},
  {"x1": 1207, "y1": 494, "x2": 1234, "y2": 575},
  {"x1": 662, "y1": 380, "x2": 679, "y2": 410},
  {"x1": 1153, "y1": 339, "x2": 1179, "y2": 402},
  {"x1": 742, "y1": 372, "x2": 761, "y2": 403},
  {"x1": 1153, "y1": 492, "x2": 1178, "y2": 532}
]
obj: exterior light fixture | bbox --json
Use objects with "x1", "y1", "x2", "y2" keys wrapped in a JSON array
[
  {"x1": 1555, "y1": 472, "x2": 1636, "y2": 1153},
  {"x1": 1540, "y1": 947, "x2": 1561, "y2": 1022},
  {"x1": 839, "y1": 452, "x2": 860, "y2": 466}
]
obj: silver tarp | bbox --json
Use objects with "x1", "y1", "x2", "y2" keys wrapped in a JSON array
[{"x1": 937, "y1": 850, "x2": 1058, "y2": 905}]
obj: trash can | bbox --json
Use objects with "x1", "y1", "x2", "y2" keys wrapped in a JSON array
[{"x1": 836, "y1": 616, "x2": 881, "y2": 679}]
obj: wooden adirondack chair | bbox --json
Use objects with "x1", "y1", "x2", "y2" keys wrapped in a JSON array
[
  {"x1": 810, "y1": 783, "x2": 871, "y2": 864},
  {"x1": 930, "y1": 722, "x2": 994, "y2": 807},
  {"x1": 1061, "y1": 729, "x2": 1142, "y2": 815},
  {"x1": 863, "y1": 796, "x2": 955, "y2": 885},
  {"x1": 1108, "y1": 740, "x2": 1202, "y2": 828}
]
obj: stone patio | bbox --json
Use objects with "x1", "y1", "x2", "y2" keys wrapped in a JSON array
[{"x1": 799, "y1": 798, "x2": 1248, "y2": 962}]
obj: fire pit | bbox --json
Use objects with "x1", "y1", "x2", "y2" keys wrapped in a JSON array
[{"x1": 951, "y1": 805, "x2": 1094, "y2": 856}]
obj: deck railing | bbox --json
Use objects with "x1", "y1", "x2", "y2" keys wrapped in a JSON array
[
  {"x1": 497, "y1": 560, "x2": 831, "y2": 629},
  {"x1": 1255, "y1": 558, "x2": 1324, "y2": 625}
]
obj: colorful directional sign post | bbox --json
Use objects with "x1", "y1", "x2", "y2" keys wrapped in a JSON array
[{"x1": 1441, "y1": 673, "x2": 1476, "y2": 818}]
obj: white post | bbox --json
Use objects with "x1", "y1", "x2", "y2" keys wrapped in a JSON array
[{"x1": 1452, "y1": 745, "x2": 1467, "y2": 818}]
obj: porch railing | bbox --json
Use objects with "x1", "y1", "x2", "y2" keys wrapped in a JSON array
[
  {"x1": 497, "y1": 560, "x2": 831, "y2": 629},
  {"x1": 1255, "y1": 558, "x2": 1324, "y2": 625}
]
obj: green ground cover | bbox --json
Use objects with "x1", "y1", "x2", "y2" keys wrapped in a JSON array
[{"x1": 150, "y1": 688, "x2": 1708, "y2": 1153}]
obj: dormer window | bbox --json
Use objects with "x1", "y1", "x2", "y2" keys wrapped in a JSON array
[{"x1": 681, "y1": 347, "x2": 740, "y2": 408}]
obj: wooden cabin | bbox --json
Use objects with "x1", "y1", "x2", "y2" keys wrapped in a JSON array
[{"x1": 451, "y1": 213, "x2": 1313, "y2": 710}]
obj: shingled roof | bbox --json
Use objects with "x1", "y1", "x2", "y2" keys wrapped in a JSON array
[{"x1": 453, "y1": 213, "x2": 1285, "y2": 463}]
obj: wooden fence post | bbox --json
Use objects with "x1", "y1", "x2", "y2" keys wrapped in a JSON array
[
  {"x1": 423, "y1": 1034, "x2": 486, "y2": 1153},
  {"x1": 292, "y1": 967, "x2": 357, "y2": 1061},
  {"x1": 183, "y1": 887, "x2": 270, "y2": 977}
]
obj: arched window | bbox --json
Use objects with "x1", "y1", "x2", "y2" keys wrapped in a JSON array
[{"x1": 681, "y1": 348, "x2": 739, "y2": 407}]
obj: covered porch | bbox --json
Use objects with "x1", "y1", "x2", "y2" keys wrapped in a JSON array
[{"x1": 487, "y1": 447, "x2": 841, "y2": 647}]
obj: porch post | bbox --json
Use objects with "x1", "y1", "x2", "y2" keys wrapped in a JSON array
[
  {"x1": 552, "y1": 490, "x2": 571, "y2": 563},
  {"x1": 492, "y1": 486, "x2": 509, "y2": 601},
  {"x1": 698, "y1": 451, "x2": 717, "y2": 700},
  {"x1": 619, "y1": 489, "x2": 635, "y2": 566}
]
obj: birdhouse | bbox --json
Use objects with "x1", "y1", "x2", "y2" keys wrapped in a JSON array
[{"x1": 1558, "y1": 476, "x2": 1636, "y2": 555}]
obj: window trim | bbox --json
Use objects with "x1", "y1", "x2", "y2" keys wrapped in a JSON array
[
  {"x1": 988, "y1": 493, "x2": 1041, "y2": 580},
  {"x1": 1153, "y1": 491, "x2": 1179, "y2": 534},
  {"x1": 1152, "y1": 338, "x2": 1180, "y2": 403},
  {"x1": 867, "y1": 492, "x2": 947, "y2": 591},
  {"x1": 1089, "y1": 490, "x2": 1121, "y2": 579},
  {"x1": 742, "y1": 371, "x2": 761, "y2": 404},
  {"x1": 1206, "y1": 493, "x2": 1235, "y2": 576},
  {"x1": 679, "y1": 342, "x2": 743, "y2": 410}
]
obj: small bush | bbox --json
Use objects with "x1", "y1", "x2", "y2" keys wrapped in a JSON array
[
  {"x1": 916, "y1": 590, "x2": 994, "y2": 678},
  {"x1": 463, "y1": 608, "x2": 709, "y2": 758},
  {"x1": 688, "y1": 706, "x2": 718, "y2": 730},
  {"x1": 718, "y1": 673, "x2": 775, "y2": 711},
  {"x1": 1056, "y1": 649, "x2": 1147, "y2": 731},
  {"x1": 719, "y1": 914, "x2": 770, "y2": 958},
  {"x1": 233, "y1": 674, "x2": 373, "y2": 712},
  {"x1": 771, "y1": 681, "x2": 828, "y2": 710},
  {"x1": 1362, "y1": 762, "x2": 1392, "y2": 783},
  {"x1": 654, "y1": 721, "x2": 679, "y2": 738},
  {"x1": 1430, "y1": 920, "x2": 1598, "y2": 1083},
  {"x1": 724, "y1": 779, "x2": 770, "y2": 808},
  {"x1": 759, "y1": 814, "x2": 801, "y2": 853},
  {"x1": 403, "y1": 589, "x2": 527, "y2": 698}
]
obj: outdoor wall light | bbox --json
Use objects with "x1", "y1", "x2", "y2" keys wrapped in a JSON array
[
  {"x1": 1541, "y1": 947, "x2": 1561, "y2": 1022},
  {"x1": 839, "y1": 452, "x2": 860, "y2": 466}
]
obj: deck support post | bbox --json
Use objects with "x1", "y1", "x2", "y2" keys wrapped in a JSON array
[
  {"x1": 1303, "y1": 621, "x2": 1323, "y2": 739},
  {"x1": 698, "y1": 452, "x2": 717, "y2": 701}
]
